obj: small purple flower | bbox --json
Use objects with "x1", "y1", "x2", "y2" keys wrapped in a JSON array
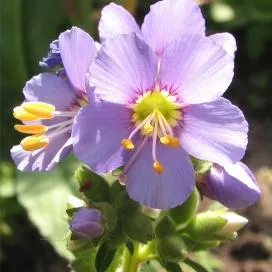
[
  {"x1": 70, "y1": 208, "x2": 105, "y2": 240},
  {"x1": 39, "y1": 40, "x2": 62, "y2": 68},
  {"x1": 199, "y1": 162, "x2": 261, "y2": 209},
  {"x1": 72, "y1": 8, "x2": 248, "y2": 208},
  {"x1": 11, "y1": 27, "x2": 96, "y2": 172}
]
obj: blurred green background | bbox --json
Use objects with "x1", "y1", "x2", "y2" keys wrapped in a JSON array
[{"x1": 1, "y1": 0, "x2": 272, "y2": 271}]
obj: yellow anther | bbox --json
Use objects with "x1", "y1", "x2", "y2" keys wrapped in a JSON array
[
  {"x1": 20, "y1": 135, "x2": 49, "y2": 151},
  {"x1": 153, "y1": 161, "x2": 165, "y2": 174},
  {"x1": 160, "y1": 135, "x2": 180, "y2": 148},
  {"x1": 160, "y1": 135, "x2": 171, "y2": 145},
  {"x1": 169, "y1": 137, "x2": 180, "y2": 148},
  {"x1": 142, "y1": 123, "x2": 153, "y2": 135},
  {"x1": 121, "y1": 138, "x2": 135, "y2": 150},
  {"x1": 13, "y1": 106, "x2": 40, "y2": 121},
  {"x1": 23, "y1": 102, "x2": 55, "y2": 119},
  {"x1": 14, "y1": 124, "x2": 48, "y2": 134}
]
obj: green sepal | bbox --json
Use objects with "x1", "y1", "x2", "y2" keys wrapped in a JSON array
[
  {"x1": 181, "y1": 235, "x2": 220, "y2": 252},
  {"x1": 113, "y1": 191, "x2": 139, "y2": 216},
  {"x1": 123, "y1": 210, "x2": 153, "y2": 243},
  {"x1": 109, "y1": 180, "x2": 124, "y2": 204},
  {"x1": 95, "y1": 202, "x2": 117, "y2": 237},
  {"x1": 191, "y1": 157, "x2": 213, "y2": 176},
  {"x1": 162, "y1": 262, "x2": 182, "y2": 272},
  {"x1": 157, "y1": 235, "x2": 187, "y2": 263},
  {"x1": 66, "y1": 207, "x2": 81, "y2": 218},
  {"x1": 75, "y1": 166, "x2": 109, "y2": 202},
  {"x1": 168, "y1": 188, "x2": 200, "y2": 229},
  {"x1": 106, "y1": 224, "x2": 127, "y2": 248},
  {"x1": 154, "y1": 215, "x2": 176, "y2": 239},
  {"x1": 184, "y1": 211, "x2": 228, "y2": 242}
]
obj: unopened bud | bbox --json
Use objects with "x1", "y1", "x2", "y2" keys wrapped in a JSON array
[
  {"x1": 215, "y1": 212, "x2": 248, "y2": 237},
  {"x1": 198, "y1": 162, "x2": 261, "y2": 209},
  {"x1": 185, "y1": 210, "x2": 248, "y2": 242},
  {"x1": 70, "y1": 208, "x2": 105, "y2": 240},
  {"x1": 157, "y1": 235, "x2": 186, "y2": 263}
]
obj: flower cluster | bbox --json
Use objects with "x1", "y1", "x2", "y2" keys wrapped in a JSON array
[{"x1": 11, "y1": 0, "x2": 260, "y2": 209}]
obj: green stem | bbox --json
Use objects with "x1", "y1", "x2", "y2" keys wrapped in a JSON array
[{"x1": 128, "y1": 241, "x2": 158, "y2": 272}]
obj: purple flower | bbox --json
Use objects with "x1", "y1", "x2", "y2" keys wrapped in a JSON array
[
  {"x1": 11, "y1": 27, "x2": 96, "y2": 172},
  {"x1": 98, "y1": 0, "x2": 236, "y2": 57},
  {"x1": 72, "y1": 25, "x2": 248, "y2": 208},
  {"x1": 39, "y1": 40, "x2": 62, "y2": 68},
  {"x1": 70, "y1": 208, "x2": 105, "y2": 240},
  {"x1": 199, "y1": 162, "x2": 261, "y2": 209}
]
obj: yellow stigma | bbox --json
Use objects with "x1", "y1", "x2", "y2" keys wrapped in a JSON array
[
  {"x1": 121, "y1": 139, "x2": 135, "y2": 150},
  {"x1": 160, "y1": 135, "x2": 180, "y2": 148},
  {"x1": 22, "y1": 102, "x2": 55, "y2": 119},
  {"x1": 14, "y1": 124, "x2": 48, "y2": 134},
  {"x1": 13, "y1": 106, "x2": 40, "y2": 121},
  {"x1": 20, "y1": 135, "x2": 49, "y2": 151},
  {"x1": 142, "y1": 123, "x2": 153, "y2": 135},
  {"x1": 153, "y1": 161, "x2": 165, "y2": 174}
]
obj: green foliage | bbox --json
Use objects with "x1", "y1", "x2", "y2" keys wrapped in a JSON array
[
  {"x1": 123, "y1": 211, "x2": 153, "y2": 243},
  {"x1": 154, "y1": 215, "x2": 176, "y2": 239},
  {"x1": 16, "y1": 156, "x2": 79, "y2": 260},
  {"x1": 168, "y1": 188, "x2": 200, "y2": 229},
  {"x1": 75, "y1": 166, "x2": 110, "y2": 203}
]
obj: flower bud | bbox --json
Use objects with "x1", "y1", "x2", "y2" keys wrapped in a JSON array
[
  {"x1": 215, "y1": 212, "x2": 248, "y2": 237},
  {"x1": 185, "y1": 210, "x2": 248, "y2": 242},
  {"x1": 198, "y1": 162, "x2": 261, "y2": 209},
  {"x1": 168, "y1": 188, "x2": 199, "y2": 229},
  {"x1": 157, "y1": 235, "x2": 186, "y2": 263},
  {"x1": 70, "y1": 208, "x2": 105, "y2": 240}
]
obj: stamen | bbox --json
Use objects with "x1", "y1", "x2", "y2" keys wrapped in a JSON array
[
  {"x1": 142, "y1": 123, "x2": 153, "y2": 135},
  {"x1": 169, "y1": 136, "x2": 180, "y2": 148},
  {"x1": 121, "y1": 139, "x2": 134, "y2": 150},
  {"x1": 23, "y1": 102, "x2": 55, "y2": 119},
  {"x1": 20, "y1": 135, "x2": 49, "y2": 151},
  {"x1": 14, "y1": 124, "x2": 47, "y2": 134},
  {"x1": 13, "y1": 107, "x2": 40, "y2": 121},
  {"x1": 160, "y1": 135, "x2": 171, "y2": 145},
  {"x1": 160, "y1": 135, "x2": 180, "y2": 148},
  {"x1": 152, "y1": 116, "x2": 159, "y2": 162},
  {"x1": 153, "y1": 161, "x2": 164, "y2": 174}
]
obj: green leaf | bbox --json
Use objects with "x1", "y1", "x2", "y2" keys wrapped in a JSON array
[
  {"x1": 183, "y1": 258, "x2": 210, "y2": 272},
  {"x1": 123, "y1": 211, "x2": 153, "y2": 243},
  {"x1": 75, "y1": 166, "x2": 110, "y2": 202},
  {"x1": 16, "y1": 156, "x2": 79, "y2": 260},
  {"x1": 95, "y1": 243, "x2": 117, "y2": 272},
  {"x1": 106, "y1": 245, "x2": 131, "y2": 272}
]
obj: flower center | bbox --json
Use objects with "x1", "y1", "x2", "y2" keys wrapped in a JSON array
[
  {"x1": 121, "y1": 90, "x2": 182, "y2": 175},
  {"x1": 13, "y1": 98, "x2": 88, "y2": 152}
]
